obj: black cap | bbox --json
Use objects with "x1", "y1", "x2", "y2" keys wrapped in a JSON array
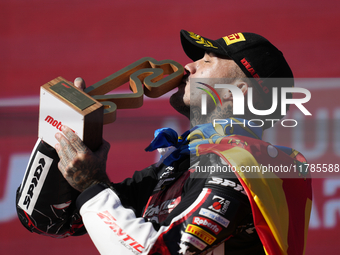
[{"x1": 180, "y1": 30, "x2": 294, "y2": 105}]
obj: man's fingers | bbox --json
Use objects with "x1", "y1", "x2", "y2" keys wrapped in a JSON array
[
  {"x1": 62, "y1": 125, "x2": 89, "y2": 154},
  {"x1": 55, "y1": 132, "x2": 77, "y2": 160},
  {"x1": 95, "y1": 139, "x2": 111, "y2": 160},
  {"x1": 74, "y1": 77, "x2": 86, "y2": 91}
]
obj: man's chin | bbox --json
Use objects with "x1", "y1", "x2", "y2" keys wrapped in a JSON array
[{"x1": 169, "y1": 91, "x2": 190, "y2": 118}]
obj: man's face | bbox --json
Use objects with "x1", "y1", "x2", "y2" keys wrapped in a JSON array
[{"x1": 170, "y1": 52, "x2": 239, "y2": 115}]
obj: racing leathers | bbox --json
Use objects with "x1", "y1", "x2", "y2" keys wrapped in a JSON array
[{"x1": 76, "y1": 119, "x2": 312, "y2": 255}]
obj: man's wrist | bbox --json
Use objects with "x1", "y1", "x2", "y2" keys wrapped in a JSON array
[{"x1": 76, "y1": 182, "x2": 115, "y2": 210}]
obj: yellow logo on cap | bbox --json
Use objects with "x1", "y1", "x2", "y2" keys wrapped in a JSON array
[
  {"x1": 188, "y1": 32, "x2": 218, "y2": 49},
  {"x1": 223, "y1": 33, "x2": 246, "y2": 45}
]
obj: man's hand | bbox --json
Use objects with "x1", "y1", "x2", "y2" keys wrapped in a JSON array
[
  {"x1": 54, "y1": 77, "x2": 110, "y2": 192},
  {"x1": 54, "y1": 124, "x2": 111, "y2": 192}
]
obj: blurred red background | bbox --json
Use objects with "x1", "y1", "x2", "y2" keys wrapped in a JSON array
[{"x1": 1, "y1": 0, "x2": 340, "y2": 254}]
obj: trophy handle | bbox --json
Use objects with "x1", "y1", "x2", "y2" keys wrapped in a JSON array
[{"x1": 84, "y1": 57, "x2": 184, "y2": 124}]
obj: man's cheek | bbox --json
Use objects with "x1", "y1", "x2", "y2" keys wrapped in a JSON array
[{"x1": 183, "y1": 94, "x2": 190, "y2": 105}]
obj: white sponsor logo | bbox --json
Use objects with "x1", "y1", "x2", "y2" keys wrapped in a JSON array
[
  {"x1": 144, "y1": 198, "x2": 178, "y2": 218},
  {"x1": 208, "y1": 195, "x2": 230, "y2": 215},
  {"x1": 18, "y1": 151, "x2": 53, "y2": 215},
  {"x1": 193, "y1": 217, "x2": 222, "y2": 234},
  {"x1": 199, "y1": 208, "x2": 230, "y2": 228},
  {"x1": 98, "y1": 211, "x2": 144, "y2": 254},
  {"x1": 208, "y1": 177, "x2": 247, "y2": 195},
  {"x1": 180, "y1": 232, "x2": 206, "y2": 251}
]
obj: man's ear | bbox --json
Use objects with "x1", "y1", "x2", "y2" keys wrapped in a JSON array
[
  {"x1": 236, "y1": 81, "x2": 249, "y2": 95},
  {"x1": 221, "y1": 81, "x2": 249, "y2": 100}
]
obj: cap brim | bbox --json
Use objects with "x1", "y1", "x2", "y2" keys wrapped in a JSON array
[{"x1": 180, "y1": 30, "x2": 229, "y2": 61}]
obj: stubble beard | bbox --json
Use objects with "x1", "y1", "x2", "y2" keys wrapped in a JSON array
[
  {"x1": 189, "y1": 104, "x2": 234, "y2": 127},
  {"x1": 169, "y1": 84, "x2": 190, "y2": 119},
  {"x1": 170, "y1": 90, "x2": 234, "y2": 128}
]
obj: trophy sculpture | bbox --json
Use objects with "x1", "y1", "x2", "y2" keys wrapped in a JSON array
[{"x1": 39, "y1": 57, "x2": 184, "y2": 150}]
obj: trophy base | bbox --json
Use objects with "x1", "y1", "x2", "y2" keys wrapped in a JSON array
[{"x1": 38, "y1": 77, "x2": 104, "y2": 151}]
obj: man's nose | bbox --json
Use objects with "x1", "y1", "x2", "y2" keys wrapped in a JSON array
[{"x1": 184, "y1": 61, "x2": 196, "y2": 75}]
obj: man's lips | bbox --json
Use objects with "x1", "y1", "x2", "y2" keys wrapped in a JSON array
[{"x1": 179, "y1": 73, "x2": 189, "y2": 87}]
